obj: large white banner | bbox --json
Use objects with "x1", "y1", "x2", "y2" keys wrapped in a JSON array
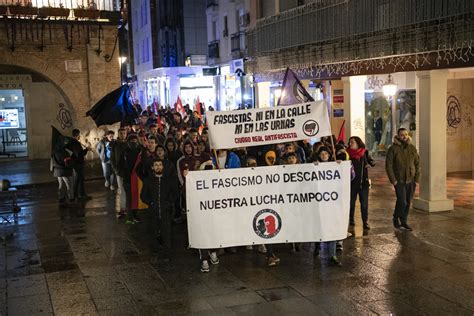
[
  {"x1": 206, "y1": 101, "x2": 331, "y2": 150},
  {"x1": 186, "y1": 161, "x2": 350, "y2": 249}
]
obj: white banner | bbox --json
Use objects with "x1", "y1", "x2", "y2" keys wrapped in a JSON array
[
  {"x1": 206, "y1": 101, "x2": 331, "y2": 150},
  {"x1": 186, "y1": 161, "x2": 350, "y2": 249}
]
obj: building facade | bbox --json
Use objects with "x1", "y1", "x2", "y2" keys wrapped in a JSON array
[
  {"x1": 206, "y1": 0, "x2": 253, "y2": 110},
  {"x1": 130, "y1": 0, "x2": 209, "y2": 109},
  {"x1": 0, "y1": 1, "x2": 122, "y2": 159},
  {"x1": 246, "y1": 0, "x2": 474, "y2": 212}
]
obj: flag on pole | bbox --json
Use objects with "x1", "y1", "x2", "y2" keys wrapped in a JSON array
[
  {"x1": 152, "y1": 100, "x2": 163, "y2": 132},
  {"x1": 130, "y1": 154, "x2": 148, "y2": 210},
  {"x1": 175, "y1": 96, "x2": 186, "y2": 117},
  {"x1": 195, "y1": 96, "x2": 202, "y2": 120},
  {"x1": 277, "y1": 67, "x2": 314, "y2": 106},
  {"x1": 337, "y1": 120, "x2": 346, "y2": 143},
  {"x1": 86, "y1": 85, "x2": 138, "y2": 126}
]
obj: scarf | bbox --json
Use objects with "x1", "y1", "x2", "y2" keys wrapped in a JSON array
[{"x1": 348, "y1": 147, "x2": 366, "y2": 161}]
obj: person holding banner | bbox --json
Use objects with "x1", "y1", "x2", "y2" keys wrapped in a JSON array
[
  {"x1": 212, "y1": 149, "x2": 241, "y2": 255},
  {"x1": 348, "y1": 136, "x2": 375, "y2": 230},
  {"x1": 315, "y1": 146, "x2": 342, "y2": 266}
]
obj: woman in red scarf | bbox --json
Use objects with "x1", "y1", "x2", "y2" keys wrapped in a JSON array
[{"x1": 347, "y1": 136, "x2": 375, "y2": 230}]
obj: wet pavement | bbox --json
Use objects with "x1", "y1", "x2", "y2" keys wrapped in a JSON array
[{"x1": 0, "y1": 158, "x2": 474, "y2": 315}]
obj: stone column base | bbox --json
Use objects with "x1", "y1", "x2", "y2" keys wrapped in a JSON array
[{"x1": 413, "y1": 198, "x2": 454, "y2": 212}]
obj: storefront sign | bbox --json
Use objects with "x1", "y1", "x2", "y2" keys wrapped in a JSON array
[
  {"x1": 186, "y1": 161, "x2": 351, "y2": 249},
  {"x1": 333, "y1": 95, "x2": 344, "y2": 103},
  {"x1": 333, "y1": 109, "x2": 344, "y2": 117},
  {"x1": 206, "y1": 101, "x2": 331, "y2": 149}
]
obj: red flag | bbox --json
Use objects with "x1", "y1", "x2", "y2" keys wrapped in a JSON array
[
  {"x1": 195, "y1": 96, "x2": 202, "y2": 119},
  {"x1": 152, "y1": 100, "x2": 163, "y2": 133},
  {"x1": 175, "y1": 96, "x2": 185, "y2": 117},
  {"x1": 337, "y1": 120, "x2": 346, "y2": 143}
]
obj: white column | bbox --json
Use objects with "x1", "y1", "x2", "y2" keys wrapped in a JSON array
[
  {"x1": 342, "y1": 75, "x2": 367, "y2": 143},
  {"x1": 413, "y1": 70, "x2": 454, "y2": 212}
]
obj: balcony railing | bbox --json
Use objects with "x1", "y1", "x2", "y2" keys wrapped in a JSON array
[
  {"x1": 0, "y1": 0, "x2": 120, "y2": 13},
  {"x1": 251, "y1": 0, "x2": 474, "y2": 55},
  {"x1": 208, "y1": 40, "x2": 219, "y2": 59}
]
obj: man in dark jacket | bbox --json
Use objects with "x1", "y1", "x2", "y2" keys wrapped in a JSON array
[
  {"x1": 68, "y1": 129, "x2": 91, "y2": 200},
  {"x1": 385, "y1": 128, "x2": 420, "y2": 230},
  {"x1": 120, "y1": 133, "x2": 142, "y2": 222},
  {"x1": 140, "y1": 158, "x2": 179, "y2": 259},
  {"x1": 111, "y1": 128, "x2": 128, "y2": 217}
]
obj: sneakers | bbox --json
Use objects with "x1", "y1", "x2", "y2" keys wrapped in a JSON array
[
  {"x1": 393, "y1": 217, "x2": 400, "y2": 229},
  {"x1": 257, "y1": 245, "x2": 267, "y2": 254},
  {"x1": 400, "y1": 223, "x2": 413, "y2": 231},
  {"x1": 363, "y1": 223, "x2": 370, "y2": 230},
  {"x1": 267, "y1": 255, "x2": 280, "y2": 267},
  {"x1": 330, "y1": 256, "x2": 342, "y2": 266},
  {"x1": 209, "y1": 251, "x2": 219, "y2": 265},
  {"x1": 200, "y1": 260, "x2": 210, "y2": 273}
]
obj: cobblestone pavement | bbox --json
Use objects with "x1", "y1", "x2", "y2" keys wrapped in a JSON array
[{"x1": 0, "y1": 158, "x2": 473, "y2": 315}]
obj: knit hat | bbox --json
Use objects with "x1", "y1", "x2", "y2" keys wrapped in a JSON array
[{"x1": 317, "y1": 146, "x2": 331, "y2": 156}]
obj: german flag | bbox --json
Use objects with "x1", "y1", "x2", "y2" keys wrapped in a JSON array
[{"x1": 130, "y1": 154, "x2": 148, "y2": 210}]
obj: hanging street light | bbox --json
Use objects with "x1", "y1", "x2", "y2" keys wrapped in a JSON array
[{"x1": 383, "y1": 74, "x2": 397, "y2": 97}]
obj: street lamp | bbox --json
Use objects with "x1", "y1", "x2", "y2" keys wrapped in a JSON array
[
  {"x1": 382, "y1": 74, "x2": 397, "y2": 97},
  {"x1": 118, "y1": 57, "x2": 127, "y2": 84}
]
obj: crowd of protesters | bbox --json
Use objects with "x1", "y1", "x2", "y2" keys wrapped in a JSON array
[{"x1": 51, "y1": 102, "x2": 419, "y2": 273}]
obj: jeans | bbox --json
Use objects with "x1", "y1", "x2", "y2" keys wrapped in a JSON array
[
  {"x1": 350, "y1": 185, "x2": 369, "y2": 223},
  {"x1": 152, "y1": 205, "x2": 172, "y2": 255},
  {"x1": 73, "y1": 165, "x2": 86, "y2": 198},
  {"x1": 393, "y1": 182, "x2": 416, "y2": 223},
  {"x1": 57, "y1": 176, "x2": 72, "y2": 200},
  {"x1": 115, "y1": 175, "x2": 126, "y2": 212},
  {"x1": 101, "y1": 162, "x2": 115, "y2": 187},
  {"x1": 327, "y1": 241, "x2": 337, "y2": 257}
]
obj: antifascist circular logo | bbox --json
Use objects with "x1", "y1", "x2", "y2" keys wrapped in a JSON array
[
  {"x1": 253, "y1": 209, "x2": 282, "y2": 239},
  {"x1": 302, "y1": 120, "x2": 319, "y2": 137}
]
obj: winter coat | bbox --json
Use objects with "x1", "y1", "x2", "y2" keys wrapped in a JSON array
[
  {"x1": 51, "y1": 151, "x2": 73, "y2": 177},
  {"x1": 67, "y1": 138, "x2": 87, "y2": 168},
  {"x1": 176, "y1": 142, "x2": 201, "y2": 185},
  {"x1": 164, "y1": 138, "x2": 183, "y2": 167},
  {"x1": 140, "y1": 169, "x2": 179, "y2": 211},
  {"x1": 120, "y1": 144, "x2": 142, "y2": 180},
  {"x1": 96, "y1": 139, "x2": 114, "y2": 162},
  {"x1": 350, "y1": 150, "x2": 375, "y2": 189},
  {"x1": 111, "y1": 140, "x2": 128, "y2": 177},
  {"x1": 385, "y1": 136, "x2": 420, "y2": 184},
  {"x1": 211, "y1": 151, "x2": 241, "y2": 169}
]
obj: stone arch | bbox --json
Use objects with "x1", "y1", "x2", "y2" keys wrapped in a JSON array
[{"x1": 0, "y1": 52, "x2": 90, "y2": 129}]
